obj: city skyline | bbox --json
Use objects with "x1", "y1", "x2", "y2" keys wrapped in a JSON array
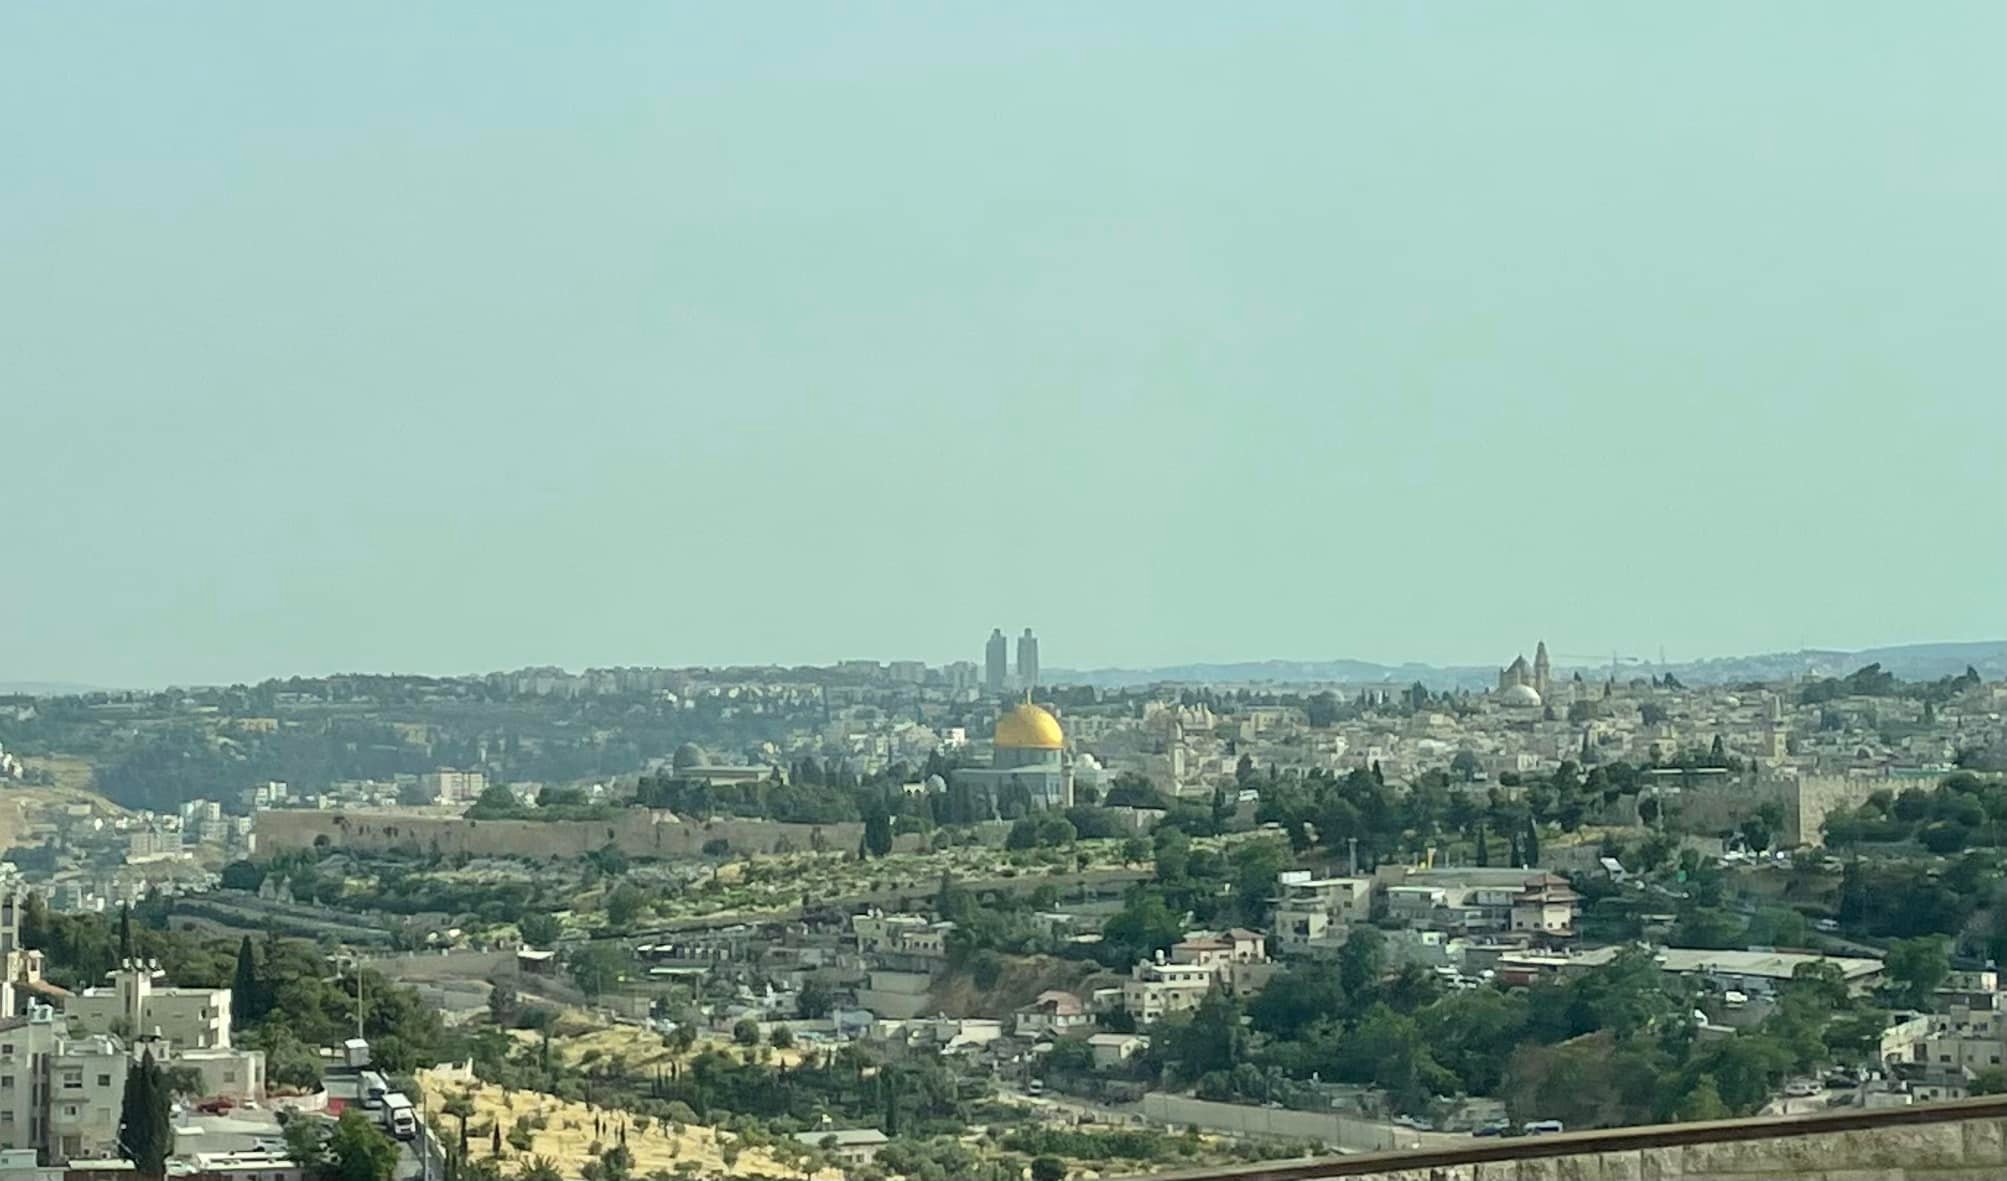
[{"x1": 7, "y1": 633, "x2": 1998, "y2": 696}]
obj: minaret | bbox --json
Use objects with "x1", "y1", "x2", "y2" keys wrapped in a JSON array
[{"x1": 1534, "y1": 641, "x2": 1551, "y2": 699}]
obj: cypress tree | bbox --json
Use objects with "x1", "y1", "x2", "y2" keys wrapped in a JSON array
[
  {"x1": 880, "y1": 1071, "x2": 900, "y2": 1136},
  {"x1": 1524, "y1": 818, "x2": 1541, "y2": 867},
  {"x1": 232, "y1": 937, "x2": 262, "y2": 1023},
  {"x1": 118, "y1": 904, "x2": 133, "y2": 961},
  {"x1": 120, "y1": 1049, "x2": 172, "y2": 1177}
]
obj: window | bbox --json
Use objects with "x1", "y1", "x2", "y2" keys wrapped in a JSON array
[
  {"x1": 0, "y1": 1075, "x2": 11, "y2": 1089},
  {"x1": 98, "y1": 1075, "x2": 111, "y2": 1088}
]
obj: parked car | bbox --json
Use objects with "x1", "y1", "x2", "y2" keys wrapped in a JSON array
[
  {"x1": 1522, "y1": 1120, "x2": 1565, "y2": 1136},
  {"x1": 1472, "y1": 1120, "x2": 1511, "y2": 1138},
  {"x1": 1785, "y1": 1080, "x2": 1820, "y2": 1097}
]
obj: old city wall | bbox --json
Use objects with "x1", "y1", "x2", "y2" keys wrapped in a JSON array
[
  {"x1": 1150, "y1": 1101, "x2": 2007, "y2": 1181},
  {"x1": 1785, "y1": 774, "x2": 1888, "y2": 847},
  {"x1": 1669, "y1": 774, "x2": 1885, "y2": 847},
  {"x1": 251, "y1": 807, "x2": 915, "y2": 860}
]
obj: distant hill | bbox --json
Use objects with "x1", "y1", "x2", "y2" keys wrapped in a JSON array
[
  {"x1": 0, "y1": 681, "x2": 110, "y2": 696},
  {"x1": 1049, "y1": 640, "x2": 2005, "y2": 690}
]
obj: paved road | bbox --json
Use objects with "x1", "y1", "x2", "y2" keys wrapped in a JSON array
[{"x1": 324, "y1": 1069, "x2": 428, "y2": 1181}]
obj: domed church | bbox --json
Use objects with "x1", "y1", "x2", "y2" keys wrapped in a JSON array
[{"x1": 948, "y1": 699, "x2": 1074, "y2": 821}]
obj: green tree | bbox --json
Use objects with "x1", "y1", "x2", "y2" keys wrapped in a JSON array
[
  {"x1": 732, "y1": 1017, "x2": 761, "y2": 1046},
  {"x1": 1971, "y1": 1067, "x2": 2006, "y2": 1096},
  {"x1": 598, "y1": 1145, "x2": 632, "y2": 1181},
  {"x1": 1249, "y1": 963, "x2": 1346, "y2": 1039},
  {"x1": 1338, "y1": 927, "x2": 1385, "y2": 997},
  {"x1": 119, "y1": 1049, "x2": 173, "y2": 1178},
  {"x1": 863, "y1": 809, "x2": 894, "y2": 858},
  {"x1": 568, "y1": 945, "x2": 627, "y2": 997},
  {"x1": 517, "y1": 912, "x2": 560, "y2": 948},
  {"x1": 1231, "y1": 840, "x2": 1289, "y2": 924},
  {"x1": 283, "y1": 1113, "x2": 331, "y2": 1174},
  {"x1": 326, "y1": 1108, "x2": 400, "y2": 1181},
  {"x1": 1164, "y1": 992, "x2": 1246, "y2": 1081},
  {"x1": 488, "y1": 979, "x2": 519, "y2": 1027},
  {"x1": 604, "y1": 883, "x2": 647, "y2": 929},
  {"x1": 796, "y1": 979, "x2": 835, "y2": 1019},
  {"x1": 1030, "y1": 1157, "x2": 1067, "y2": 1181},
  {"x1": 1884, "y1": 935, "x2": 1951, "y2": 1009},
  {"x1": 518, "y1": 1158, "x2": 563, "y2": 1181},
  {"x1": 1102, "y1": 889, "x2": 1183, "y2": 963},
  {"x1": 1674, "y1": 1074, "x2": 1729, "y2": 1121},
  {"x1": 1328, "y1": 1004, "x2": 1454, "y2": 1116}
]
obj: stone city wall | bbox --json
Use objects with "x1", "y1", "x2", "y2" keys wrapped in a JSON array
[{"x1": 253, "y1": 807, "x2": 920, "y2": 860}]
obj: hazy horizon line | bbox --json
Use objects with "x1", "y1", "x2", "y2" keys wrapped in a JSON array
[{"x1": 10, "y1": 636, "x2": 2000, "y2": 695}]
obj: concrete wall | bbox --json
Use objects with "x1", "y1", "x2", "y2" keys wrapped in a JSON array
[
  {"x1": 1137, "y1": 1093, "x2": 1456, "y2": 1154},
  {"x1": 254, "y1": 808, "x2": 923, "y2": 861}
]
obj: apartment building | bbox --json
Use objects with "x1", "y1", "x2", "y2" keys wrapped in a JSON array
[
  {"x1": 1120, "y1": 958, "x2": 1217, "y2": 1022},
  {"x1": 1013, "y1": 991, "x2": 1092, "y2": 1039},
  {"x1": 1269, "y1": 875, "x2": 1373, "y2": 954},
  {"x1": 64, "y1": 963, "x2": 232, "y2": 1050},
  {"x1": 45, "y1": 1034, "x2": 123, "y2": 1163},
  {"x1": 1926, "y1": 992, "x2": 2005, "y2": 1073},
  {"x1": 1375, "y1": 868, "x2": 1581, "y2": 937},
  {"x1": 0, "y1": 1005, "x2": 125, "y2": 1163},
  {"x1": 421, "y1": 770, "x2": 487, "y2": 806}
]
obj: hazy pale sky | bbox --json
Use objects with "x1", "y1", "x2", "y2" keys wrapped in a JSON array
[{"x1": 4, "y1": 3, "x2": 2001, "y2": 687}]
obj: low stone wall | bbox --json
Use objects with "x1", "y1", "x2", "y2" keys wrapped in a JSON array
[
  {"x1": 1134, "y1": 1098, "x2": 2007, "y2": 1181},
  {"x1": 253, "y1": 807, "x2": 920, "y2": 861},
  {"x1": 1136, "y1": 1093, "x2": 1457, "y2": 1155}
]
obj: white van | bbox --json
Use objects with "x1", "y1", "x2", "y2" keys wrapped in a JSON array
[
  {"x1": 1522, "y1": 1120, "x2": 1565, "y2": 1136},
  {"x1": 360, "y1": 1071, "x2": 389, "y2": 1110}
]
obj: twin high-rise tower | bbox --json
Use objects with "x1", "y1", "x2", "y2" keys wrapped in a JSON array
[{"x1": 984, "y1": 627, "x2": 1039, "y2": 693}]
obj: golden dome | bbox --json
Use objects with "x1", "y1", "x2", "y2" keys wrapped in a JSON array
[{"x1": 994, "y1": 702, "x2": 1064, "y2": 750}]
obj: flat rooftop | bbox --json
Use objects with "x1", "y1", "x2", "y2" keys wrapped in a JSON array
[{"x1": 1656, "y1": 947, "x2": 1882, "y2": 980}]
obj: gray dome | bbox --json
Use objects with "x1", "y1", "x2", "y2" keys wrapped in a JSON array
[{"x1": 1499, "y1": 684, "x2": 1543, "y2": 708}]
